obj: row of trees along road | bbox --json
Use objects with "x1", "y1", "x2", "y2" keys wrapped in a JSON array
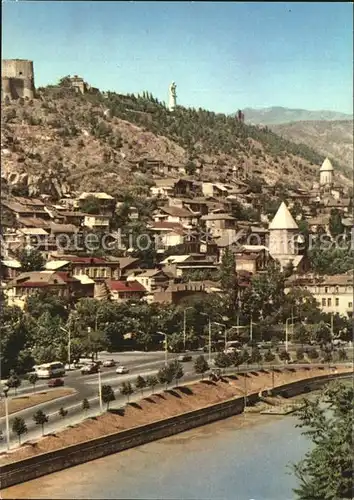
[{"x1": 1, "y1": 250, "x2": 351, "y2": 378}]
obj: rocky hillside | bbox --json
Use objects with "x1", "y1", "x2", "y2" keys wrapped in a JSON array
[
  {"x1": 1, "y1": 85, "x2": 350, "y2": 199},
  {"x1": 242, "y1": 106, "x2": 353, "y2": 125},
  {"x1": 271, "y1": 120, "x2": 353, "y2": 179}
]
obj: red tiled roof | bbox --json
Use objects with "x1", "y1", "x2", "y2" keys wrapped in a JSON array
[
  {"x1": 150, "y1": 221, "x2": 184, "y2": 230},
  {"x1": 15, "y1": 281, "x2": 65, "y2": 287},
  {"x1": 62, "y1": 256, "x2": 107, "y2": 264},
  {"x1": 55, "y1": 271, "x2": 79, "y2": 283},
  {"x1": 107, "y1": 280, "x2": 146, "y2": 293}
]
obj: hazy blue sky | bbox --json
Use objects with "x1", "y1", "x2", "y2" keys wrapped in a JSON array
[{"x1": 2, "y1": 2, "x2": 353, "y2": 114}]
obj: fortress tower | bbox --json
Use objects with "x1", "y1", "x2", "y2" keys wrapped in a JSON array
[
  {"x1": 319, "y1": 157, "x2": 334, "y2": 187},
  {"x1": 1, "y1": 59, "x2": 36, "y2": 100}
]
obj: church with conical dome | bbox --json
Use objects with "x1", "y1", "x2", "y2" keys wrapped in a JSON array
[{"x1": 268, "y1": 201, "x2": 308, "y2": 273}]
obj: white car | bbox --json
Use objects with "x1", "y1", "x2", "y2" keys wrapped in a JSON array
[
  {"x1": 116, "y1": 366, "x2": 129, "y2": 374},
  {"x1": 103, "y1": 359, "x2": 117, "y2": 368}
]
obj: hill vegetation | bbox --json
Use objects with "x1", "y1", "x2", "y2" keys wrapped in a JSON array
[
  {"x1": 271, "y1": 120, "x2": 353, "y2": 179},
  {"x1": 1, "y1": 81, "x2": 350, "y2": 199}
]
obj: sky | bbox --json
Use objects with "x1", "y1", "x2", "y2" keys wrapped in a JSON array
[{"x1": 2, "y1": 1, "x2": 353, "y2": 114}]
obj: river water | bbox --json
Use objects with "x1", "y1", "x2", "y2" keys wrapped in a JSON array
[{"x1": 2, "y1": 411, "x2": 312, "y2": 500}]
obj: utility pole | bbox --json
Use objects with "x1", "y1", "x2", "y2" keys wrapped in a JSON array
[
  {"x1": 208, "y1": 319, "x2": 212, "y2": 365},
  {"x1": 60, "y1": 326, "x2": 71, "y2": 371},
  {"x1": 98, "y1": 369, "x2": 103, "y2": 413},
  {"x1": 243, "y1": 373, "x2": 247, "y2": 410},
  {"x1": 331, "y1": 313, "x2": 334, "y2": 339},
  {"x1": 3, "y1": 386, "x2": 10, "y2": 450}
]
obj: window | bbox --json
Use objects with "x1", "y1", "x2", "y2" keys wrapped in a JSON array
[
  {"x1": 327, "y1": 298, "x2": 332, "y2": 307},
  {"x1": 335, "y1": 298, "x2": 339, "y2": 307},
  {"x1": 322, "y1": 298, "x2": 326, "y2": 306},
  {"x1": 335, "y1": 286, "x2": 339, "y2": 293},
  {"x1": 325, "y1": 287, "x2": 328, "y2": 293},
  {"x1": 349, "y1": 302, "x2": 353, "y2": 309}
]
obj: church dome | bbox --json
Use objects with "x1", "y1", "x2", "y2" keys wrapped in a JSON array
[
  {"x1": 320, "y1": 157, "x2": 334, "y2": 172},
  {"x1": 269, "y1": 202, "x2": 298, "y2": 230}
]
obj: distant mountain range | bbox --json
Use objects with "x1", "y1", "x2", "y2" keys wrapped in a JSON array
[
  {"x1": 271, "y1": 119, "x2": 353, "y2": 175},
  {"x1": 239, "y1": 107, "x2": 353, "y2": 125}
]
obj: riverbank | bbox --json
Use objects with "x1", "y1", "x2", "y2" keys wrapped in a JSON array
[
  {"x1": 0, "y1": 365, "x2": 349, "y2": 469},
  {"x1": 1, "y1": 411, "x2": 285, "y2": 499}
]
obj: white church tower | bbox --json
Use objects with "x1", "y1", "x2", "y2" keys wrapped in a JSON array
[
  {"x1": 319, "y1": 157, "x2": 334, "y2": 187},
  {"x1": 268, "y1": 202, "x2": 299, "y2": 269}
]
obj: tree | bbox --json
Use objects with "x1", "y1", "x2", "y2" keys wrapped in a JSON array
[
  {"x1": 82, "y1": 398, "x2": 90, "y2": 415},
  {"x1": 240, "y1": 349, "x2": 250, "y2": 365},
  {"x1": 33, "y1": 409, "x2": 49, "y2": 435},
  {"x1": 279, "y1": 350, "x2": 290, "y2": 364},
  {"x1": 146, "y1": 375, "x2": 158, "y2": 394},
  {"x1": 80, "y1": 195, "x2": 103, "y2": 215},
  {"x1": 321, "y1": 348, "x2": 333, "y2": 365},
  {"x1": 194, "y1": 355, "x2": 209, "y2": 379},
  {"x1": 135, "y1": 375, "x2": 147, "y2": 395},
  {"x1": 58, "y1": 75, "x2": 72, "y2": 87},
  {"x1": 250, "y1": 347, "x2": 263, "y2": 366},
  {"x1": 28, "y1": 372, "x2": 39, "y2": 393},
  {"x1": 157, "y1": 365, "x2": 174, "y2": 389},
  {"x1": 0, "y1": 305, "x2": 33, "y2": 377},
  {"x1": 170, "y1": 360, "x2": 184, "y2": 387},
  {"x1": 101, "y1": 385, "x2": 115, "y2": 409},
  {"x1": 307, "y1": 347, "x2": 319, "y2": 361},
  {"x1": 7, "y1": 370, "x2": 21, "y2": 395},
  {"x1": 120, "y1": 382, "x2": 134, "y2": 402},
  {"x1": 293, "y1": 324, "x2": 311, "y2": 347},
  {"x1": 292, "y1": 382, "x2": 353, "y2": 499},
  {"x1": 337, "y1": 348, "x2": 347, "y2": 361},
  {"x1": 296, "y1": 348, "x2": 305, "y2": 361},
  {"x1": 16, "y1": 248, "x2": 45, "y2": 272},
  {"x1": 214, "y1": 352, "x2": 232, "y2": 373},
  {"x1": 230, "y1": 350, "x2": 243, "y2": 370},
  {"x1": 329, "y1": 209, "x2": 344, "y2": 238},
  {"x1": 12, "y1": 416, "x2": 27, "y2": 444},
  {"x1": 219, "y1": 248, "x2": 238, "y2": 321},
  {"x1": 264, "y1": 350, "x2": 276, "y2": 363},
  {"x1": 25, "y1": 290, "x2": 69, "y2": 320},
  {"x1": 58, "y1": 407, "x2": 68, "y2": 419}
]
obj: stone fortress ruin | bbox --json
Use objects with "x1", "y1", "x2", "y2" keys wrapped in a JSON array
[{"x1": 1, "y1": 59, "x2": 36, "y2": 101}]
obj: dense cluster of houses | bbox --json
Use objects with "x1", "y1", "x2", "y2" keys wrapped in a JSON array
[{"x1": 0, "y1": 157, "x2": 352, "y2": 317}]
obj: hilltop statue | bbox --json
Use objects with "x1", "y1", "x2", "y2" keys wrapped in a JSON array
[{"x1": 168, "y1": 81, "x2": 177, "y2": 111}]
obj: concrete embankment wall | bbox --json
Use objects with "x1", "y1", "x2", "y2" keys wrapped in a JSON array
[{"x1": 0, "y1": 370, "x2": 350, "y2": 489}]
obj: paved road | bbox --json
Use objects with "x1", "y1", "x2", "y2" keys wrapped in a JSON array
[
  {"x1": 0, "y1": 353, "x2": 204, "y2": 451},
  {"x1": 0, "y1": 349, "x2": 351, "y2": 452}
]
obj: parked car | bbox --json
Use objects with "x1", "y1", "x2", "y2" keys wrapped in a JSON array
[
  {"x1": 102, "y1": 359, "x2": 117, "y2": 368},
  {"x1": 116, "y1": 366, "x2": 129, "y2": 374},
  {"x1": 48, "y1": 378, "x2": 64, "y2": 388},
  {"x1": 177, "y1": 354, "x2": 192, "y2": 362},
  {"x1": 81, "y1": 364, "x2": 99, "y2": 375}
]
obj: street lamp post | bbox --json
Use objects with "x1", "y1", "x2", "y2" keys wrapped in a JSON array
[
  {"x1": 285, "y1": 316, "x2": 299, "y2": 352},
  {"x1": 157, "y1": 331, "x2": 168, "y2": 366},
  {"x1": 201, "y1": 313, "x2": 212, "y2": 364},
  {"x1": 2, "y1": 385, "x2": 10, "y2": 450},
  {"x1": 183, "y1": 307, "x2": 193, "y2": 352},
  {"x1": 60, "y1": 326, "x2": 71, "y2": 371},
  {"x1": 98, "y1": 368, "x2": 103, "y2": 413},
  {"x1": 243, "y1": 373, "x2": 247, "y2": 410}
]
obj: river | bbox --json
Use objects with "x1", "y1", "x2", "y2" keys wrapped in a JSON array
[{"x1": 2, "y1": 411, "x2": 312, "y2": 500}]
